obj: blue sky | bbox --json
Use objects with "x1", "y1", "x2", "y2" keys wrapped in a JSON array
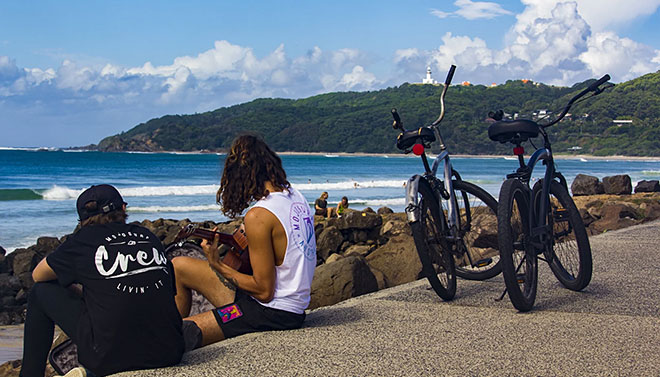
[{"x1": 1, "y1": 0, "x2": 659, "y2": 147}]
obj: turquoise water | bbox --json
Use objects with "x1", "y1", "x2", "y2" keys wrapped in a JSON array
[{"x1": 1, "y1": 149, "x2": 659, "y2": 252}]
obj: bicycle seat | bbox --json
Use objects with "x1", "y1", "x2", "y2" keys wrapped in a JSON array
[
  {"x1": 488, "y1": 119, "x2": 540, "y2": 143},
  {"x1": 396, "y1": 127, "x2": 436, "y2": 150}
]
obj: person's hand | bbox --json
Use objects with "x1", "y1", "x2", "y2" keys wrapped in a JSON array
[{"x1": 200, "y1": 227, "x2": 225, "y2": 266}]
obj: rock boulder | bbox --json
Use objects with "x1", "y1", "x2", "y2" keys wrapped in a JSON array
[
  {"x1": 634, "y1": 180, "x2": 660, "y2": 193},
  {"x1": 571, "y1": 174, "x2": 604, "y2": 196},
  {"x1": 309, "y1": 255, "x2": 377, "y2": 309},
  {"x1": 602, "y1": 175, "x2": 632, "y2": 195}
]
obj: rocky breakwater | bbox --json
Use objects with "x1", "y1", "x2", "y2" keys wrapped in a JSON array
[
  {"x1": 2, "y1": 174, "x2": 659, "y2": 326},
  {"x1": 571, "y1": 174, "x2": 660, "y2": 234}
]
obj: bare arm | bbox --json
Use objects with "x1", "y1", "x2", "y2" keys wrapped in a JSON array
[
  {"x1": 202, "y1": 208, "x2": 278, "y2": 302},
  {"x1": 32, "y1": 258, "x2": 57, "y2": 282}
]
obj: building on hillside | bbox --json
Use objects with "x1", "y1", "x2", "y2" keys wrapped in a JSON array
[
  {"x1": 613, "y1": 119, "x2": 633, "y2": 126},
  {"x1": 422, "y1": 67, "x2": 438, "y2": 85}
]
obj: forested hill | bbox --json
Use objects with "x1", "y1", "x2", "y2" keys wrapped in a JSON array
[{"x1": 97, "y1": 71, "x2": 660, "y2": 156}]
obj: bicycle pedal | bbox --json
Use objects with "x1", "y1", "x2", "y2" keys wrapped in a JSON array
[
  {"x1": 474, "y1": 258, "x2": 493, "y2": 268},
  {"x1": 516, "y1": 273, "x2": 526, "y2": 284},
  {"x1": 553, "y1": 208, "x2": 569, "y2": 221}
]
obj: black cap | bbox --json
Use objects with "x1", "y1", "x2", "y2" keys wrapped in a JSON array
[{"x1": 76, "y1": 184, "x2": 127, "y2": 221}]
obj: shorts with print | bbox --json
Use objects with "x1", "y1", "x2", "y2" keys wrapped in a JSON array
[{"x1": 212, "y1": 291, "x2": 306, "y2": 339}]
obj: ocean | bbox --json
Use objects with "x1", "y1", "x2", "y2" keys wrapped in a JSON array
[{"x1": 1, "y1": 149, "x2": 659, "y2": 253}]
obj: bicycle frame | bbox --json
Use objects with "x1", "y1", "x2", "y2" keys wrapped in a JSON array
[
  {"x1": 507, "y1": 139, "x2": 569, "y2": 250},
  {"x1": 405, "y1": 150, "x2": 459, "y2": 235}
]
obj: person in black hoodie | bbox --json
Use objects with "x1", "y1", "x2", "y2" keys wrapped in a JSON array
[{"x1": 20, "y1": 184, "x2": 184, "y2": 377}]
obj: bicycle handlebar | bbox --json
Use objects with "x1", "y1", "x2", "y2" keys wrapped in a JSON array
[
  {"x1": 391, "y1": 108, "x2": 404, "y2": 131},
  {"x1": 543, "y1": 73, "x2": 612, "y2": 128},
  {"x1": 587, "y1": 74, "x2": 610, "y2": 92},
  {"x1": 431, "y1": 65, "x2": 456, "y2": 126},
  {"x1": 445, "y1": 65, "x2": 456, "y2": 86}
]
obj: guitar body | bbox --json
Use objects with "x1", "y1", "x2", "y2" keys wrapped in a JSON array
[{"x1": 174, "y1": 224, "x2": 252, "y2": 274}]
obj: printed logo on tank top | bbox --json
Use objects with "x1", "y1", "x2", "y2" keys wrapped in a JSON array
[
  {"x1": 290, "y1": 201, "x2": 316, "y2": 261},
  {"x1": 94, "y1": 230, "x2": 170, "y2": 295}
]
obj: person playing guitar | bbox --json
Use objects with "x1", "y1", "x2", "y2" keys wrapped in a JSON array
[{"x1": 173, "y1": 134, "x2": 317, "y2": 350}]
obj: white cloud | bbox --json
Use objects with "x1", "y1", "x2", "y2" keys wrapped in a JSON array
[
  {"x1": 432, "y1": 0, "x2": 513, "y2": 20},
  {"x1": 571, "y1": 0, "x2": 660, "y2": 31},
  {"x1": 430, "y1": 9, "x2": 451, "y2": 19},
  {"x1": 581, "y1": 31, "x2": 660, "y2": 80},
  {"x1": 454, "y1": 0, "x2": 513, "y2": 20},
  {"x1": 337, "y1": 65, "x2": 380, "y2": 90},
  {"x1": 405, "y1": 1, "x2": 660, "y2": 86}
]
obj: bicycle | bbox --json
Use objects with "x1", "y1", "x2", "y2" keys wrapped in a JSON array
[
  {"x1": 391, "y1": 65, "x2": 501, "y2": 301},
  {"x1": 488, "y1": 74, "x2": 612, "y2": 311}
]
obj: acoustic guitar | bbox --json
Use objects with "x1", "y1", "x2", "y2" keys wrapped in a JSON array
[{"x1": 173, "y1": 224, "x2": 251, "y2": 274}]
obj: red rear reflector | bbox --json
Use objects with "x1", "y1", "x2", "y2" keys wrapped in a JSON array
[
  {"x1": 412, "y1": 143, "x2": 425, "y2": 156},
  {"x1": 513, "y1": 146, "x2": 524, "y2": 155}
]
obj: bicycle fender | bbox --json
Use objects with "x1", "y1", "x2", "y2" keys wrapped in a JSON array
[{"x1": 405, "y1": 175, "x2": 424, "y2": 223}]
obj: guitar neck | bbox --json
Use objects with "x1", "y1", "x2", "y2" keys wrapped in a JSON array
[{"x1": 191, "y1": 228, "x2": 247, "y2": 251}]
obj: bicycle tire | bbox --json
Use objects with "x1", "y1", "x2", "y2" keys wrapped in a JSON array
[
  {"x1": 498, "y1": 178, "x2": 537, "y2": 312},
  {"x1": 410, "y1": 178, "x2": 457, "y2": 300},
  {"x1": 533, "y1": 180, "x2": 592, "y2": 291},
  {"x1": 449, "y1": 180, "x2": 501, "y2": 280}
]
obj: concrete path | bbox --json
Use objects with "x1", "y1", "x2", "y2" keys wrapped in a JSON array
[{"x1": 113, "y1": 220, "x2": 658, "y2": 375}]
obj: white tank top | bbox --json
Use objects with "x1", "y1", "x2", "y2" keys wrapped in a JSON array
[{"x1": 251, "y1": 187, "x2": 316, "y2": 314}]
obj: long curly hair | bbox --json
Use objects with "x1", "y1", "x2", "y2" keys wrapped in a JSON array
[{"x1": 217, "y1": 134, "x2": 290, "y2": 217}]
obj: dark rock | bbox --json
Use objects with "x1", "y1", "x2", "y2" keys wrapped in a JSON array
[
  {"x1": 366, "y1": 233, "x2": 421, "y2": 287},
  {"x1": 579, "y1": 208, "x2": 596, "y2": 226},
  {"x1": 602, "y1": 175, "x2": 632, "y2": 195},
  {"x1": 0, "y1": 246, "x2": 5, "y2": 257},
  {"x1": 0, "y1": 273, "x2": 22, "y2": 297},
  {"x1": 641, "y1": 202, "x2": 660, "y2": 221},
  {"x1": 634, "y1": 180, "x2": 660, "y2": 193},
  {"x1": 15, "y1": 289, "x2": 28, "y2": 305},
  {"x1": 362, "y1": 207, "x2": 375, "y2": 214},
  {"x1": 377, "y1": 207, "x2": 394, "y2": 215},
  {"x1": 571, "y1": 174, "x2": 604, "y2": 196},
  {"x1": 29, "y1": 236, "x2": 61, "y2": 257},
  {"x1": 338, "y1": 210, "x2": 382, "y2": 230},
  {"x1": 17, "y1": 271, "x2": 35, "y2": 291},
  {"x1": 379, "y1": 216, "x2": 410, "y2": 238},
  {"x1": 316, "y1": 226, "x2": 344, "y2": 261},
  {"x1": 2, "y1": 296, "x2": 15, "y2": 307},
  {"x1": 349, "y1": 230, "x2": 369, "y2": 244},
  {"x1": 591, "y1": 203, "x2": 640, "y2": 233},
  {"x1": 0, "y1": 253, "x2": 7, "y2": 274},
  {"x1": 309, "y1": 255, "x2": 377, "y2": 309},
  {"x1": 343, "y1": 244, "x2": 373, "y2": 257},
  {"x1": 12, "y1": 249, "x2": 39, "y2": 277}
]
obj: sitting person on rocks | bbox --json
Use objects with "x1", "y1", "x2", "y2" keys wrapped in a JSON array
[
  {"x1": 21, "y1": 184, "x2": 184, "y2": 377},
  {"x1": 172, "y1": 134, "x2": 316, "y2": 349},
  {"x1": 315, "y1": 191, "x2": 334, "y2": 218},
  {"x1": 336, "y1": 196, "x2": 349, "y2": 217}
]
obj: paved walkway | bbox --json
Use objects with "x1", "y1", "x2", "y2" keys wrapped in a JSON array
[{"x1": 119, "y1": 220, "x2": 660, "y2": 376}]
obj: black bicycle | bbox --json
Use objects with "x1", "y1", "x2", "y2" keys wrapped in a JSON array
[
  {"x1": 488, "y1": 74, "x2": 612, "y2": 311},
  {"x1": 391, "y1": 65, "x2": 500, "y2": 301}
]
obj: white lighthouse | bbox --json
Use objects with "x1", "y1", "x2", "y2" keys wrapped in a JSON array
[{"x1": 422, "y1": 66, "x2": 438, "y2": 85}]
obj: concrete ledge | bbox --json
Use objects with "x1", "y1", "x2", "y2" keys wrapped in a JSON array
[{"x1": 117, "y1": 221, "x2": 660, "y2": 376}]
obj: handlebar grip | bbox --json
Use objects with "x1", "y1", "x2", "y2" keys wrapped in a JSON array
[
  {"x1": 445, "y1": 65, "x2": 456, "y2": 86},
  {"x1": 391, "y1": 108, "x2": 401, "y2": 123},
  {"x1": 588, "y1": 74, "x2": 610, "y2": 91}
]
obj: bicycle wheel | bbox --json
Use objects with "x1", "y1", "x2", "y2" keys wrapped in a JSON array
[
  {"x1": 533, "y1": 180, "x2": 592, "y2": 291},
  {"x1": 498, "y1": 178, "x2": 537, "y2": 312},
  {"x1": 448, "y1": 180, "x2": 501, "y2": 280},
  {"x1": 410, "y1": 178, "x2": 457, "y2": 300}
]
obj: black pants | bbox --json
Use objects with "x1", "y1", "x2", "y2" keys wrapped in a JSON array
[{"x1": 20, "y1": 281, "x2": 83, "y2": 377}]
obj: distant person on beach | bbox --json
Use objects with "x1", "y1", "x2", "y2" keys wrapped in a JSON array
[
  {"x1": 315, "y1": 191, "x2": 334, "y2": 217},
  {"x1": 336, "y1": 196, "x2": 349, "y2": 217},
  {"x1": 21, "y1": 184, "x2": 184, "y2": 377},
  {"x1": 171, "y1": 134, "x2": 316, "y2": 349}
]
